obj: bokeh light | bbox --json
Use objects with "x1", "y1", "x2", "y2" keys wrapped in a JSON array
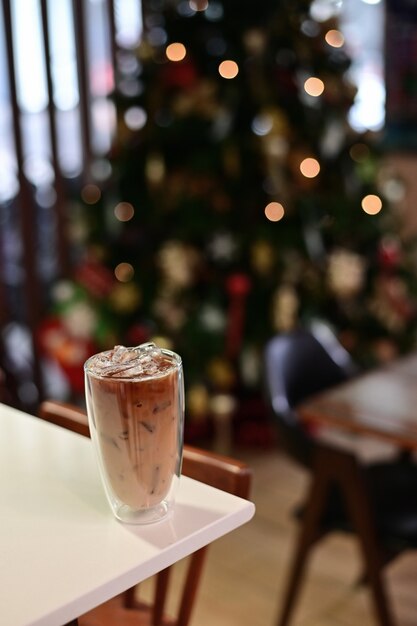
[
  {"x1": 166, "y1": 42, "x2": 187, "y2": 62},
  {"x1": 114, "y1": 262, "x2": 135, "y2": 282},
  {"x1": 325, "y1": 29, "x2": 344, "y2": 48},
  {"x1": 81, "y1": 184, "x2": 101, "y2": 204},
  {"x1": 114, "y1": 202, "x2": 135, "y2": 222},
  {"x1": 304, "y1": 77, "x2": 325, "y2": 97},
  {"x1": 300, "y1": 158, "x2": 320, "y2": 178},
  {"x1": 265, "y1": 202, "x2": 285, "y2": 222},
  {"x1": 218, "y1": 60, "x2": 239, "y2": 79},
  {"x1": 124, "y1": 106, "x2": 147, "y2": 130},
  {"x1": 362, "y1": 194, "x2": 382, "y2": 215}
]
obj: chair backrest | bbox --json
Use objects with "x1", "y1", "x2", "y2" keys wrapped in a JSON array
[
  {"x1": 38, "y1": 399, "x2": 252, "y2": 626},
  {"x1": 263, "y1": 327, "x2": 354, "y2": 468}
]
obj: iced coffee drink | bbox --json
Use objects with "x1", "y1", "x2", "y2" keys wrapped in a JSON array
[{"x1": 84, "y1": 343, "x2": 184, "y2": 524}]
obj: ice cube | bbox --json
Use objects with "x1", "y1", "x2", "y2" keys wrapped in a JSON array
[{"x1": 87, "y1": 342, "x2": 173, "y2": 378}]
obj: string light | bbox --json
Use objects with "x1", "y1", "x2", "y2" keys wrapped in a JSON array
[
  {"x1": 300, "y1": 158, "x2": 320, "y2": 178},
  {"x1": 81, "y1": 184, "x2": 101, "y2": 204},
  {"x1": 218, "y1": 60, "x2": 239, "y2": 79},
  {"x1": 265, "y1": 202, "x2": 285, "y2": 222},
  {"x1": 114, "y1": 202, "x2": 135, "y2": 222},
  {"x1": 362, "y1": 194, "x2": 382, "y2": 215},
  {"x1": 325, "y1": 29, "x2": 344, "y2": 48},
  {"x1": 124, "y1": 106, "x2": 147, "y2": 130},
  {"x1": 166, "y1": 42, "x2": 186, "y2": 62},
  {"x1": 114, "y1": 262, "x2": 135, "y2": 282},
  {"x1": 304, "y1": 77, "x2": 324, "y2": 97}
]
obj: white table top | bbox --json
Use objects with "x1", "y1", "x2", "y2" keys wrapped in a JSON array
[{"x1": 0, "y1": 403, "x2": 255, "y2": 626}]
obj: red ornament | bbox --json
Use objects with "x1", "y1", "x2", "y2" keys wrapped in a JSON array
[
  {"x1": 125, "y1": 323, "x2": 152, "y2": 347},
  {"x1": 225, "y1": 273, "x2": 251, "y2": 360},
  {"x1": 226, "y1": 273, "x2": 251, "y2": 297},
  {"x1": 378, "y1": 237, "x2": 402, "y2": 272},
  {"x1": 161, "y1": 59, "x2": 199, "y2": 90},
  {"x1": 37, "y1": 317, "x2": 97, "y2": 395},
  {"x1": 75, "y1": 259, "x2": 115, "y2": 299}
]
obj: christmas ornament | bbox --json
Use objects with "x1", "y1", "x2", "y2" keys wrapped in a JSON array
[
  {"x1": 240, "y1": 346, "x2": 261, "y2": 387},
  {"x1": 378, "y1": 235, "x2": 402, "y2": 271},
  {"x1": 369, "y1": 275, "x2": 415, "y2": 332},
  {"x1": 207, "y1": 232, "x2": 237, "y2": 262},
  {"x1": 251, "y1": 240, "x2": 275, "y2": 275},
  {"x1": 210, "y1": 392, "x2": 236, "y2": 453},
  {"x1": 199, "y1": 304, "x2": 226, "y2": 332},
  {"x1": 210, "y1": 393, "x2": 236, "y2": 418},
  {"x1": 109, "y1": 282, "x2": 142, "y2": 314},
  {"x1": 62, "y1": 301, "x2": 98, "y2": 341},
  {"x1": 207, "y1": 357, "x2": 236, "y2": 390},
  {"x1": 225, "y1": 273, "x2": 251, "y2": 360},
  {"x1": 145, "y1": 153, "x2": 166, "y2": 187},
  {"x1": 153, "y1": 294, "x2": 187, "y2": 331},
  {"x1": 37, "y1": 317, "x2": 97, "y2": 396},
  {"x1": 186, "y1": 384, "x2": 210, "y2": 420},
  {"x1": 125, "y1": 323, "x2": 153, "y2": 347},
  {"x1": 327, "y1": 249, "x2": 366, "y2": 300},
  {"x1": 75, "y1": 258, "x2": 115, "y2": 299},
  {"x1": 272, "y1": 284, "x2": 299, "y2": 332},
  {"x1": 157, "y1": 241, "x2": 199, "y2": 288},
  {"x1": 161, "y1": 57, "x2": 199, "y2": 90},
  {"x1": 51, "y1": 280, "x2": 77, "y2": 305}
]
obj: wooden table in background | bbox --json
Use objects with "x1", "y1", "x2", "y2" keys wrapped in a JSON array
[
  {"x1": 297, "y1": 352, "x2": 417, "y2": 451},
  {"x1": 278, "y1": 353, "x2": 417, "y2": 626}
]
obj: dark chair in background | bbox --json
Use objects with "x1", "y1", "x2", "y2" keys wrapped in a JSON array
[
  {"x1": 264, "y1": 323, "x2": 357, "y2": 469},
  {"x1": 39, "y1": 400, "x2": 252, "y2": 626},
  {"x1": 264, "y1": 327, "x2": 417, "y2": 626}
]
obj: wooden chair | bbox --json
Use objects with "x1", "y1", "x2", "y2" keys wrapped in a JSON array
[
  {"x1": 38, "y1": 400, "x2": 252, "y2": 626},
  {"x1": 264, "y1": 329, "x2": 417, "y2": 626}
]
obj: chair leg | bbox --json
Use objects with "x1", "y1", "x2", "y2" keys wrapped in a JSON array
[
  {"x1": 276, "y1": 454, "x2": 334, "y2": 626},
  {"x1": 333, "y1": 451, "x2": 395, "y2": 626},
  {"x1": 277, "y1": 445, "x2": 395, "y2": 626},
  {"x1": 123, "y1": 585, "x2": 138, "y2": 608},
  {"x1": 176, "y1": 546, "x2": 209, "y2": 626},
  {"x1": 153, "y1": 567, "x2": 172, "y2": 625}
]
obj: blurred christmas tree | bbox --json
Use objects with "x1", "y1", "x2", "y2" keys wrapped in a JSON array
[{"x1": 39, "y1": 0, "x2": 417, "y2": 444}]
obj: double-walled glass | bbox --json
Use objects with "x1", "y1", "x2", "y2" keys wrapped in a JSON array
[{"x1": 84, "y1": 344, "x2": 184, "y2": 524}]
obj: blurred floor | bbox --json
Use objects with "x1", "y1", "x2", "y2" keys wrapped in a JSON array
[{"x1": 140, "y1": 442, "x2": 417, "y2": 626}]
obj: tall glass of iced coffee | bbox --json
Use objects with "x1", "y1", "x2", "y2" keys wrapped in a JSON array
[{"x1": 84, "y1": 343, "x2": 184, "y2": 524}]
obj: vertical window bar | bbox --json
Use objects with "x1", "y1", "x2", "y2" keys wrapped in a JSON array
[
  {"x1": 72, "y1": 0, "x2": 92, "y2": 180},
  {"x1": 1, "y1": 0, "x2": 44, "y2": 400},
  {"x1": 107, "y1": 0, "x2": 118, "y2": 84},
  {"x1": 39, "y1": 0, "x2": 70, "y2": 277}
]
